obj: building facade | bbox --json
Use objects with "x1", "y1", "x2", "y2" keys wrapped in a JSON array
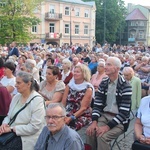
[
  {"x1": 126, "y1": 4, "x2": 150, "y2": 46},
  {"x1": 30, "y1": 0, "x2": 96, "y2": 47}
]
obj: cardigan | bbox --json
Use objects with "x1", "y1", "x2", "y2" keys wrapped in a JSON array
[{"x1": 92, "y1": 74, "x2": 132, "y2": 130}]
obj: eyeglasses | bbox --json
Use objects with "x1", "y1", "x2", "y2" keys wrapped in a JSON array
[{"x1": 45, "y1": 116, "x2": 65, "y2": 120}]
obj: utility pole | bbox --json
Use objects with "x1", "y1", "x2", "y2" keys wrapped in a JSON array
[{"x1": 104, "y1": 0, "x2": 106, "y2": 44}]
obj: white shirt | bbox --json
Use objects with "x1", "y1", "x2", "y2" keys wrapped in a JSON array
[
  {"x1": 0, "y1": 76, "x2": 16, "y2": 95},
  {"x1": 137, "y1": 95, "x2": 150, "y2": 137}
]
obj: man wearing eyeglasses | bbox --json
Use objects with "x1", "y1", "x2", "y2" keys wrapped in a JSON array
[{"x1": 34, "y1": 103, "x2": 84, "y2": 150}]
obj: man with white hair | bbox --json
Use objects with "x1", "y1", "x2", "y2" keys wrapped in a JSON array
[
  {"x1": 86, "y1": 57, "x2": 132, "y2": 150},
  {"x1": 34, "y1": 103, "x2": 84, "y2": 150}
]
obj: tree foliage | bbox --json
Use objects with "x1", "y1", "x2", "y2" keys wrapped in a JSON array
[
  {"x1": 0, "y1": 0, "x2": 44, "y2": 44},
  {"x1": 84, "y1": 0, "x2": 127, "y2": 44}
]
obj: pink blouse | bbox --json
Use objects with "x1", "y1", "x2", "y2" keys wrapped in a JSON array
[{"x1": 90, "y1": 72, "x2": 108, "y2": 90}]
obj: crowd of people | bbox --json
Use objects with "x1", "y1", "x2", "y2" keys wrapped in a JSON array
[{"x1": 0, "y1": 41, "x2": 150, "y2": 150}]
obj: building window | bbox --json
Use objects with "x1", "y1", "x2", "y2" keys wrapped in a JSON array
[
  {"x1": 65, "y1": 7, "x2": 70, "y2": 15},
  {"x1": 75, "y1": 8, "x2": 80, "y2": 17},
  {"x1": 84, "y1": 25, "x2": 88, "y2": 34},
  {"x1": 49, "y1": 23, "x2": 55, "y2": 33},
  {"x1": 131, "y1": 21, "x2": 136, "y2": 26},
  {"x1": 85, "y1": 10, "x2": 89, "y2": 18},
  {"x1": 75, "y1": 25, "x2": 79, "y2": 34},
  {"x1": 65, "y1": 24, "x2": 70, "y2": 34},
  {"x1": 140, "y1": 21, "x2": 144, "y2": 26},
  {"x1": 0, "y1": 2, "x2": 6, "y2": 7},
  {"x1": 32, "y1": 25, "x2": 37, "y2": 33},
  {"x1": 139, "y1": 30, "x2": 144, "y2": 39},
  {"x1": 50, "y1": 5, "x2": 55, "y2": 14}
]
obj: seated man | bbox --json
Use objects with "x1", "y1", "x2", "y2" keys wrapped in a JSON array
[
  {"x1": 86, "y1": 57, "x2": 132, "y2": 150},
  {"x1": 34, "y1": 103, "x2": 84, "y2": 150},
  {"x1": 132, "y1": 95, "x2": 150, "y2": 150}
]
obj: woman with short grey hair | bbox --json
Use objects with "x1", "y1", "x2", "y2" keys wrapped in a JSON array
[
  {"x1": 60, "y1": 59, "x2": 73, "y2": 85},
  {"x1": 0, "y1": 71, "x2": 45, "y2": 150}
]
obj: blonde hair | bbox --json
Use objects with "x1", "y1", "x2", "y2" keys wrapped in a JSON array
[
  {"x1": 75, "y1": 64, "x2": 91, "y2": 82},
  {"x1": 62, "y1": 59, "x2": 72, "y2": 69}
]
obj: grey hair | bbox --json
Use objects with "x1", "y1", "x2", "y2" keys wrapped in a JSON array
[
  {"x1": 62, "y1": 59, "x2": 72, "y2": 69},
  {"x1": 25, "y1": 62, "x2": 34, "y2": 73},
  {"x1": 108, "y1": 57, "x2": 121, "y2": 69},
  {"x1": 122, "y1": 67, "x2": 134, "y2": 76},
  {"x1": 16, "y1": 71, "x2": 35, "y2": 91},
  {"x1": 47, "y1": 103, "x2": 66, "y2": 116},
  {"x1": 98, "y1": 60, "x2": 105, "y2": 67}
]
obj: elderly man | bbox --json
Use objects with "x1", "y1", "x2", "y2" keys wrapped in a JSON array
[
  {"x1": 34, "y1": 103, "x2": 84, "y2": 150},
  {"x1": 86, "y1": 57, "x2": 132, "y2": 150}
]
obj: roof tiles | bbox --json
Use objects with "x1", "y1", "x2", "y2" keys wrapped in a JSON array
[{"x1": 125, "y1": 8, "x2": 147, "y2": 21}]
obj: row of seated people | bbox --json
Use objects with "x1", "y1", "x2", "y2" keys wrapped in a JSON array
[{"x1": 0, "y1": 56, "x2": 149, "y2": 149}]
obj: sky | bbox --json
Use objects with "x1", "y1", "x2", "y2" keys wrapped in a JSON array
[{"x1": 123, "y1": 0, "x2": 150, "y2": 6}]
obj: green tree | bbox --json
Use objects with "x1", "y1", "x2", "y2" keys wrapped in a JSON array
[
  {"x1": 84, "y1": 0, "x2": 127, "y2": 44},
  {"x1": 0, "y1": 0, "x2": 44, "y2": 44}
]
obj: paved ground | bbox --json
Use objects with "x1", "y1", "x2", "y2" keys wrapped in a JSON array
[{"x1": 78, "y1": 116, "x2": 136, "y2": 150}]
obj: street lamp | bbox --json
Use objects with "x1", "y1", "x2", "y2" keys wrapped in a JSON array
[
  {"x1": 104, "y1": 0, "x2": 106, "y2": 44},
  {"x1": 70, "y1": 7, "x2": 74, "y2": 46}
]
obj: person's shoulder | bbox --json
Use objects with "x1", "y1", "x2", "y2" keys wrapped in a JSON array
[
  {"x1": 64, "y1": 126, "x2": 81, "y2": 139},
  {"x1": 56, "y1": 80, "x2": 65, "y2": 87},
  {"x1": 141, "y1": 95, "x2": 150, "y2": 105}
]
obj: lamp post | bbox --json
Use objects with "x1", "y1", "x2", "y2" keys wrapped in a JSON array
[
  {"x1": 104, "y1": 0, "x2": 106, "y2": 44},
  {"x1": 70, "y1": 7, "x2": 74, "y2": 46}
]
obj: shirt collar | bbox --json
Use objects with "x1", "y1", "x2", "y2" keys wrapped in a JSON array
[{"x1": 50, "y1": 125, "x2": 65, "y2": 142}]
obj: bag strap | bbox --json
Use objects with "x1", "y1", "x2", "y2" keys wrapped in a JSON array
[{"x1": 8, "y1": 95, "x2": 41, "y2": 126}]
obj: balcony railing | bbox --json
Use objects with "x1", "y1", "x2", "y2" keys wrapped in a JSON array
[
  {"x1": 45, "y1": 13, "x2": 62, "y2": 20},
  {"x1": 45, "y1": 33, "x2": 62, "y2": 39}
]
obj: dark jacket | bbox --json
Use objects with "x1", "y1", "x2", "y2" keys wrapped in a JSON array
[{"x1": 92, "y1": 74, "x2": 132, "y2": 130}]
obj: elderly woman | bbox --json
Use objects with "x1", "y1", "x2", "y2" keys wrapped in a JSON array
[
  {"x1": 39, "y1": 66, "x2": 65, "y2": 106},
  {"x1": 135, "y1": 56, "x2": 150, "y2": 81},
  {"x1": 135, "y1": 56, "x2": 150, "y2": 97},
  {"x1": 122, "y1": 67, "x2": 141, "y2": 110},
  {"x1": 0, "y1": 61, "x2": 16, "y2": 96},
  {"x1": 62, "y1": 64, "x2": 95, "y2": 131},
  {"x1": 132, "y1": 96, "x2": 150, "y2": 149},
  {"x1": 0, "y1": 71, "x2": 45, "y2": 150},
  {"x1": 90, "y1": 60, "x2": 107, "y2": 91},
  {"x1": 60, "y1": 59, "x2": 73, "y2": 85}
]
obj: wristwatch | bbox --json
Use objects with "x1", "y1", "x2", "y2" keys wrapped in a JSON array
[
  {"x1": 10, "y1": 127, "x2": 14, "y2": 132},
  {"x1": 70, "y1": 115, "x2": 76, "y2": 121}
]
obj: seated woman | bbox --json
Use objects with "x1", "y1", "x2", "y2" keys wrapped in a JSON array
[
  {"x1": 132, "y1": 96, "x2": 150, "y2": 150},
  {"x1": 39, "y1": 66, "x2": 65, "y2": 106},
  {"x1": 122, "y1": 67, "x2": 141, "y2": 110},
  {"x1": 90, "y1": 60, "x2": 107, "y2": 91},
  {"x1": 0, "y1": 61, "x2": 16, "y2": 96},
  {"x1": 62, "y1": 64, "x2": 95, "y2": 131},
  {"x1": 0, "y1": 71, "x2": 45, "y2": 150},
  {"x1": 60, "y1": 59, "x2": 73, "y2": 85}
]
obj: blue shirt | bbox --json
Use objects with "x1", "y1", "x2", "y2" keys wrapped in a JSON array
[{"x1": 34, "y1": 125, "x2": 84, "y2": 150}]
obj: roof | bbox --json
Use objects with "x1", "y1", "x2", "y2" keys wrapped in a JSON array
[
  {"x1": 56, "y1": 0, "x2": 95, "y2": 6},
  {"x1": 143, "y1": 6, "x2": 150, "y2": 9},
  {"x1": 125, "y1": 8, "x2": 147, "y2": 21}
]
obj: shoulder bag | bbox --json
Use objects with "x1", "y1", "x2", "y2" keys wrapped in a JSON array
[{"x1": 0, "y1": 95, "x2": 40, "y2": 146}]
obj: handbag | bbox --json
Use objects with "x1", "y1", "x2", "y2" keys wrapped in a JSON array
[
  {"x1": 132, "y1": 140, "x2": 150, "y2": 150},
  {"x1": 0, "y1": 95, "x2": 40, "y2": 146}
]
